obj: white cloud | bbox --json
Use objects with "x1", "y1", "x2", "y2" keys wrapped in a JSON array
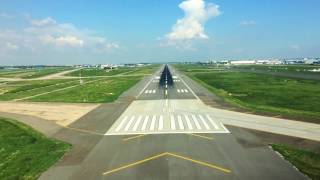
[
  {"x1": 41, "y1": 35, "x2": 84, "y2": 47},
  {"x1": 167, "y1": 0, "x2": 220, "y2": 40},
  {"x1": 240, "y1": 20, "x2": 256, "y2": 26},
  {"x1": 31, "y1": 17, "x2": 57, "y2": 26},
  {"x1": 163, "y1": 0, "x2": 220, "y2": 48},
  {"x1": 6, "y1": 42, "x2": 19, "y2": 50},
  {"x1": 290, "y1": 45, "x2": 300, "y2": 51},
  {"x1": 0, "y1": 16, "x2": 119, "y2": 56},
  {"x1": 0, "y1": 12, "x2": 14, "y2": 19}
]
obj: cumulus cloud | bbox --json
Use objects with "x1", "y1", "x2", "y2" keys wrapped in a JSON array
[
  {"x1": 0, "y1": 16, "x2": 119, "y2": 56},
  {"x1": 240, "y1": 20, "x2": 257, "y2": 26},
  {"x1": 31, "y1": 17, "x2": 57, "y2": 26},
  {"x1": 0, "y1": 12, "x2": 14, "y2": 19},
  {"x1": 162, "y1": 0, "x2": 220, "y2": 49},
  {"x1": 160, "y1": 0, "x2": 221, "y2": 50},
  {"x1": 41, "y1": 35, "x2": 84, "y2": 47},
  {"x1": 290, "y1": 44, "x2": 301, "y2": 51},
  {"x1": 6, "y1": 42, "x2": 19, "y2": 50}
]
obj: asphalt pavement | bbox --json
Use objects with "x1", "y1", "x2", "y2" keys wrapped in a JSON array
[{"x1": 40, "y1": 65, "x2": 308, "y2": 180}]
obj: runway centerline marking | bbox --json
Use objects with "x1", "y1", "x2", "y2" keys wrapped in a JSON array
[{"x1": 102, "y1": 152, "x2": 231, "y2": 176}]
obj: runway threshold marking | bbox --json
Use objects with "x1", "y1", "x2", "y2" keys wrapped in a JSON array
[{"x1": 102, "y1": 152, "x2": 231, "y2": 175}]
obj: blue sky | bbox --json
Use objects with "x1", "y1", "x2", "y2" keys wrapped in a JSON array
[{"x1": 0, "y1": 0, "x2": 319, "y2": 65}]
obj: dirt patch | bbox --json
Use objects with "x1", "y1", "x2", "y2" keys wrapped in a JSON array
[{"x1": 0, "y1": 102, "x2": 99, "y2": 126}]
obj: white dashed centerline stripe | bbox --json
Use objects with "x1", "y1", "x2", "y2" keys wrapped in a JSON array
[
  {"x1": 150, "y1": 115, "x2": 157, "y2": 131},
  {"x1": 206, "y1": 114, "x2": 218, "y2": 129},
  {"x1": 170, "y1": 115, "x2": 176, "y2": 130},
  {"x1": 124, "y1": 116, "x2": 135, "y2": 131},
  {"x1": 177, "y1": 89, "x2": 181, "y2": 93},
  {"x1": 192, "y1": 114, "x2": 202, "y2": 130},
  {"x1": 159, "y1": 115, "x2": 163, "y2": 130},
  {"x1": 116, "y1": 116, "x2": 128, "y2": 132},
  {"x1": 177, "y1": 115, "x2": 184, "y2": 130},
  {"x1": 199, "y1": 115, "x2": 210, "y2": 130},
  {"x1": 141, "y1": 115, "x2": 149, "y2": 131},
  {"x1": 153, "y1": 90, "x2": 156, "y2": 93},
  {"x1": 132, "y1": 115, "x2": 142, "y2": 131},
  {"x1": 184, "y1": 115, "x2": 193, "y2": 130},
  {"x1": 184, "y1": 89, "x2": 188, "y2": 93},
  {"x1": 181, "y1": 89, "x2": 185, "y2": 93}
]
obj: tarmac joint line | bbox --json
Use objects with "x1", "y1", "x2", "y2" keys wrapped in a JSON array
[
  {"x1": 102, "y1": 152, "x2": 231, "y2": 176},
  {"x1": 122, "y1": 134, "x2": 147, "y2": 142},
  {"x1": 188, "y1": 133, "x2": 214, "y2": 140}
]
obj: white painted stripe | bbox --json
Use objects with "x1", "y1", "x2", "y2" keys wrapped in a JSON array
[
  {"x1": 150, "y1": 115, "x2": 157, "y2": 131},
  {"x1": 152, "y1": 90, "x2": 156, "y2": 93},
  {"x1": 141, "y1": 115, "x2": 149, "y2": 131},
  {"x1": 170, "y1": 115, "x2": 176, "y2": 130},
  {"x1": 177, "y1": 115, "x2": 184, "y2": 130},
  {"x1": 145, "y1": 90, "x2": 149, "y2": 94},
  {"x1": 124, "y1": 116, "x2": 135, "y2": 131},
  {"x1": 206, "y1": 114, "x2": 218, "y2": 129},
  {"x1": 184, "y1": 89, "x2": 188, "y2": 93},
  {"x1": 179, "y1": 75, "x2": 200, "y2": 100},
  {"x1": 115, "y1": 116, "x2": 128, "y2": 132},
  {"x1": 184, "y1": 115, "x2": 193, "y2": 130},
  {"x1": 177, "y1": 89, "x2": 181, "y2": 93},
  {"x1": 132, "y1": 115, "x2": 142, "y2": 131},
  {"x1": 199, "y1": 115, "x2": 210, "y2": 130},
  {"x1": 181, "y1": 89, "x2": 185, "y2": 93},
  {"x1": 158, "y1": 115, "x2": 163, "y2": 130},
  {"x1": 191, "y1": 114, "x2": 201, "y2": 130}
]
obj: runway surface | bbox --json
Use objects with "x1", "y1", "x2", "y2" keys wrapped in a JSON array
[{"x1": 40, "y1": 65, "x2": 311, "y2": 180}]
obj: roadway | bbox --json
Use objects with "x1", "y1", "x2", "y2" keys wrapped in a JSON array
[{"x1": 40, "y1": 65, "x2": 310, "y2": 180}]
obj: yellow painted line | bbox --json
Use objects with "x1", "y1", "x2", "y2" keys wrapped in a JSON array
[
  {"x1": 167, "y1": 152, "x2": 231, "y2": 173},
  {"x1": 103, "y1": 152, "x2": 167, "y2": 175},
  {"x1": 122, "y1": 134, "x2": 147, "y2": 142},
  {"x1": 65, "y1": 127, "x2": 104, "y2": 136},
  {"x1": 188, "y1": 133, "x2": 214, "y2": 140},
  {"x1": 103, "y1": 152, "x2": 231, "y2": 176}
]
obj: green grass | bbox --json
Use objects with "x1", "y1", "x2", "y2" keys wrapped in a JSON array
[
  {"x1": 231, "y1": 64, "x2": 320, "y2": 74},
  {"x1": 27, "y1": 76, "x2": 142, "y2": 103},
  {"x1": 67, "y1": 65, "x2": 160, "y2": 77},
  {"x1": 0, "y1": 79, "x2": 80, "y2": 101},
  {"x1": 0, "y1": 67, "x2": 72, "y2": 79},
  {"x1": 66, "y1": 68, "x2": 133, "y2": 77},
  {"x1": 22, "y1": 67, "x2": 73, "y2": 79},
  {"x1": 271, "y1": 144, "x2": 320, "y2": 179},
  {"x1": 0, "y1": 117, "x2": 70, "y2": 180},
  {"x1": 125, "y1": 65, "x2": 161, "y2": 75},
  {"x1": 186, "y1": 71, "x2": 320, "y2": 122}
]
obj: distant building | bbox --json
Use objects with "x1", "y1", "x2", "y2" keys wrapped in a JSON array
[
  {"x1": 229, "y1": 60, "x2": 256, "y2": 65},
  {"x1": 100, "y1": 64, "x2": 118, "y2": 69}
]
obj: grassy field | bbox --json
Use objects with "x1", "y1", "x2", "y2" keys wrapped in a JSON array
[
  {"x1": 27, "y1": 76, "x2": 142, "y2": 103},
  {"x1": 0, "y1": 67, "x2": 72, "y2": 79},
  {"x1": 67, "y1": 65, "x2": 160, "y2": 77},
  {"x1": 272, "y1": 144, "x2": 320, "y2": 179},
  {"x1": 0, "y1": 117, "x2": 70, "y2": 180},
  {"x1": 66, "y1": 67, "x2": 133, "y2": 77},
  {"x1": 175, "y1": 64, "x2": 320, "y2": 75},
  {"x1": 0, "y1": 79, "x2": 81, "y2": 101},
  {"x1": 176, "y1": 64, "x2": 320, "y2": 122},
  {"x1": 231, "y1": 64, "x2": 320, "y2": 74},
  {"x1": 124, "y1": 65, "x2": 160, "y2": 75},
  {"x1": 192, "y1": 72, "x2": 320, "y2": 122}
]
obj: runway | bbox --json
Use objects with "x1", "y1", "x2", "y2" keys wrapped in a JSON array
[{"x1": 40, "y1": 64, "x2": 310, "y2": 180}]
